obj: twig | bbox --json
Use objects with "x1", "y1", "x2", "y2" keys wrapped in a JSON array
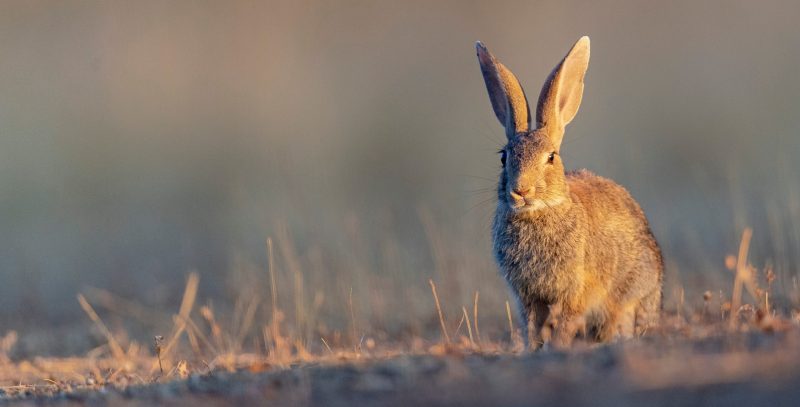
[{"x1": 154, "y1": 336, "x2": 164, "y2": 374}]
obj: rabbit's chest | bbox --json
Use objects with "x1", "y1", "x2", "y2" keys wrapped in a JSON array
[{"x1": 493, "y1": 216, "x2": 584, "y2": 301}]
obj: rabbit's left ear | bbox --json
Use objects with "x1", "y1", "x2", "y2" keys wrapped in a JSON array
[
  {"x1": 476, "y1": 42, "x2": 531, "y2": 139},
  {"x1": 536, "y1": 36, "x2": 590, "y2": 148}
]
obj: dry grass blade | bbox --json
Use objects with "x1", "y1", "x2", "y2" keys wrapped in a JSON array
[
  {"x1": 151, "y1": 272, "x2": 199, "y2": 373},
  {"x1": 175, "y1": 313, "x2": 219, "y2": 356},
  {"x1": 473, "y1": 291, "x2": 481, "y2": 344},
  {"x1": 462, "y1": 306, "x2": 475, "y2": 346},
  {"x1": 77, "y1": 294, "x2": 126, "y2": 360},
  {"x1": 349, "y1": 287, "x2": 358, "y2": 349},
  {"x1": 235, "y1": 296, "x2": 260, "y2": 350},
  {"x1": 267, "y1": 238, "x2": 278, "y2": 318},
  {"x1": 419, "y1": 207, "x2": 447, "y2": 280},
  {"x1": 320, "y1": 337, "x2": 334, "y2": 355},
  {"x1": 265, "y1": 237, "x2": 282, "y2": 359},
  {"x1": 506, "y1": 301, "x2": 513, "y2": 337},
  {"x1": 0, "y1": 331, "x2": 17, "y2": 364},
  {"x1": 453, "y1": 314, "x2": 466, "y2": 338},
  {"x1": 177, "y1": 272, "x2": 201, "y2": 322},
  {"x1": 730, "y1": 228, "x2": 753, "y2": 329},
  {"x1": 506, "y1": 300, "x2": 523, "y2": 349},
  {"x1": 276, "y1": 225, "x2": 308, "y2": 340},
  {"x1": 83, "y1": 287, "x2": 164, "y2": 326},
  {"x1": 267, "y1": 237, "x2": 278, "y2": 314},
  {"x1": 429, "y1": 279, "x2": 450, "y2": 344}
]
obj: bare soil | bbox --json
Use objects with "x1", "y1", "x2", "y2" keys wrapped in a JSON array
[{"x1": 3, "y1": 328, "x2": 800, "y2": 406}]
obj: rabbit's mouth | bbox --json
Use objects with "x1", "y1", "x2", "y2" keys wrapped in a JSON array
[{"x1": 509, "y1": 196, "x2": 567, "y2": 213}]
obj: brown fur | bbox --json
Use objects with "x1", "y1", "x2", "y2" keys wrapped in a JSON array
[{"x1": 477, "y1": 37, "x2": 663, "y2": 347}]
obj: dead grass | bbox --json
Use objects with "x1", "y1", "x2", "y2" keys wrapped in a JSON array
[{"x1": 0, "y1": 227, "x2": 798, "y2": 403}]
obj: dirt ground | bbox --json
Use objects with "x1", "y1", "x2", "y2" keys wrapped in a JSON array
[{"x1": 3, "y1": 327, "x2": 800, "y2": 406}]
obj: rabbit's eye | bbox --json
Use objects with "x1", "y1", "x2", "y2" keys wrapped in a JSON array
[
  {"x1": 500, "y1": 150, "x2": 507, "y2": 167},
  {"x1": 547, "y1": 152, "x2": 556, "y2": 164}
]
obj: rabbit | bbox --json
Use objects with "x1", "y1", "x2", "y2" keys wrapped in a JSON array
[{"x1": 476, "y1": 36, "x2": 663, "y2": 348}]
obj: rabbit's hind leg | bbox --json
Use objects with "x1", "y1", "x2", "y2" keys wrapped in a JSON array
[
  {"x1": 551, "y1": 305, "x2": 587, "y2": 349},
  {"x1": 617, "y1": 304, "x2": 636, "y2": 339},
  {"x1": 522, "y1": 300, "x2": 551, "y2": 350},
  {"x1": 634, "y1": 288, "x2": 661, "y2": 336},
  {"x1": 596, "y1": 302, "x2": 636, "y2": 342}
]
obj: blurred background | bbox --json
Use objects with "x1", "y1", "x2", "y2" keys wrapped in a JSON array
[{"x1": 1, "y1": 0, "x2": 799, "y2": 355}]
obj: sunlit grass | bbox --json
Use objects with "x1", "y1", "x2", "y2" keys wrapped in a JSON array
[{"x1": 0, "y1": 224, "x2": 798, "y2": 400}]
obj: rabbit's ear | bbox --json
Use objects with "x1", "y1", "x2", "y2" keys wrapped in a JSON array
[
  {"x1": 536, "y1": 36, "x2": 590, "y2": 148},
  {"x1": 476, "y1": 42, "x2": 531, "y2": 139}
]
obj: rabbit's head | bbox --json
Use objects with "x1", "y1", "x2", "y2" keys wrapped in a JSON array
[{"x1": 477, "y1": 37, "x2": 590, "y2": 213}]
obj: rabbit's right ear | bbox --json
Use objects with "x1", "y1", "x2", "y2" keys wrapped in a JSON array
[{"x1": 476, "y1": 42, "x2": 531, "y2": 139}]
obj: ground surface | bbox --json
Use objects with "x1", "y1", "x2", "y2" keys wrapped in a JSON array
[{"x1": 2, "y1": 327, "x2": 799, "y2": 406}]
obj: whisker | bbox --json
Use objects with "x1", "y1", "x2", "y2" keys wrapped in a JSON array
[
  {"x1": 465, "y1": 187, "x2": 496, "y2": 195},
  {"x1": 462, "y1": 196, "x2": 497, "y2": 217},
  {"x1": 460, "y1": 174, "x2": 498, "y2": 183}
]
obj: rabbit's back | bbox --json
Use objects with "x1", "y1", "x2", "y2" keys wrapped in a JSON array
[{"x1": 566, "y1": 170, "x2": 663, "y2": 307}]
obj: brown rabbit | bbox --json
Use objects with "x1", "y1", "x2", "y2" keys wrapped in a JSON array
[{"x1": 476, "y1": 37, "x2": 663, "y2": 347}]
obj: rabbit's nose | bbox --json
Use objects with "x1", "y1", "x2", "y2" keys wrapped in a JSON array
[{"x1": 512, "y1": 186, "x2": 531, "y2": 197}]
